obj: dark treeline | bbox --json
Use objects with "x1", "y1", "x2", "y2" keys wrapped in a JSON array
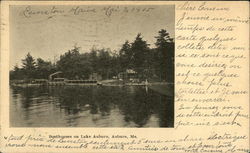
[{"x1": 10, "y1": 29, "x2": 174, "y2": 82}]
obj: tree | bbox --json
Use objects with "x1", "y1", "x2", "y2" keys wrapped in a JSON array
[
  {"x1": 154, "y1": 29, "x2": 174, "y2": 82},
  {"x1": 155, "y1": 29, "x2": 173, "y2": 48},
  {"x1": 36, "y1": 58, "x2": 54, "y2": 79},
  {"x1": 21, "y1": 52, "x2": 36, "y2": 79},
  {"x1": 130, "y1": 33, "x2": 150, "y2": 78},
  {"x1": 89, "y1": 48, "x2": 98, "y2": 72},
  {"x1": 96, "y1": 49, "x2": 112, "y2": 79},
  {"x1": 109, "y1": 51, "x2": 120, "y2": 78},
  {"x1": 119, "y1": 40, "x2": 132, "y2": 70},
  {"x1": 77, "y1": 53, "x2": 93, "y2": 79},
  {"x1": 10, "y1": 64, "x2": 21, "y2": 80},
  {"x1": 57, "y1": 46, "x2": 95, "y2": 79},
  {"x1": 57, "y1": 46, "x2": 82, "y2": 79}
]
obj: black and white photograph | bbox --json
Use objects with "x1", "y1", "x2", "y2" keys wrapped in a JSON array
[{"x1": 9, "y1": 5, "x2": 175, "y2": 127}]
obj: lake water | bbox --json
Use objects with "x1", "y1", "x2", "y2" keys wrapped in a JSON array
[{"x1": 10, "y1": 85, "x2": 174, "y2": 127}]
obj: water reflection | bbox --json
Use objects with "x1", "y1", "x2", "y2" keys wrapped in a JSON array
[{"x1": 10, "y1": 85, "x2": 174, "y2": 127}]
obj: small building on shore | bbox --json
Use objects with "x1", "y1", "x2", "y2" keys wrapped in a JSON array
[
  {"x1": 118, "y1": 69, "x2": 138, "y2": 81},
  {"x1": 49, "y1": 71, "x2": 63, "y2": 81}
]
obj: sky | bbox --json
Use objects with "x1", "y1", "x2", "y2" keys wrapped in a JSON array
[{"x1": 10, "y1": 5, "x2": 174, "y2": 69}]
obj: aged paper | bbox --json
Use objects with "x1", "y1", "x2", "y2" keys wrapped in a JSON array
[{"x1": 1, "y1": 1, "x2": 249, "y2": 153}]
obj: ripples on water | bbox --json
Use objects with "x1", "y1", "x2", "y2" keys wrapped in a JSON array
[{"x1": 10, "y1": 86, "x2": 174, "y2": 127}]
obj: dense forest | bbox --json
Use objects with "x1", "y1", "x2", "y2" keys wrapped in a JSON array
[{"x1": 10, "y1": 29, "x2": 174, "y2": 82}]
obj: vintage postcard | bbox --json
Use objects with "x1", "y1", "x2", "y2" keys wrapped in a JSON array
[
  {"x1": 0, "y1": 1, "x2": 249, "y2": 153},
  {"x1": 8, "y1": 4, "x2": 175, "y2": 128}
]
